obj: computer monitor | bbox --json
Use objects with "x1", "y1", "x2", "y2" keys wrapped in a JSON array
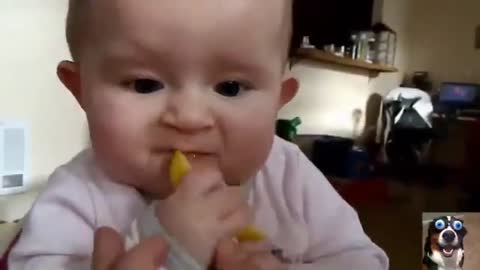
[{"x1": 439, "y1": 82, "x2": 480, "y2": 109}]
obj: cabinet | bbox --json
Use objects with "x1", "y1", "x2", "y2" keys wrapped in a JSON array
[{"x1": 293, "y1": 0, "x2": 375, "y2": 47}]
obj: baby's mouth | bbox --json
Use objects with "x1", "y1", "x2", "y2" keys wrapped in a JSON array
[
  {"x1": 184, "y1": 152, "x2": 208, "y2": 161},
  {"x1": 181, "y1": 152, "x2": 217, "y2": 168}
]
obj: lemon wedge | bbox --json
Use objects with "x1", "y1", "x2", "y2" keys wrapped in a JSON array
[
  {"x1": 169, "y1": 150, "x2": 265, "y2": 242},
  {"x1": 236, "y1": 225, "x2": 266, "y2": 242},
  {"x1": 169, "y1": 150, "x2": 192, "y2": 188}
]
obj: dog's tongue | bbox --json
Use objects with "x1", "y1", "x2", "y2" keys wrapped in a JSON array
[{"x1": 444, "y1": 247, "x2": 453, "y2": 252}]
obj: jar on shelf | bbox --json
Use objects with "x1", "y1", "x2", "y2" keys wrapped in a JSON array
[{"x1": 372, "y1": 23, "x2": 397, "y2": 66}]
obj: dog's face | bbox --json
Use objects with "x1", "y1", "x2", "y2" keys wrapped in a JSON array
[{"x1": 424, "y1": 216, "x2": 467, "y2": 269}]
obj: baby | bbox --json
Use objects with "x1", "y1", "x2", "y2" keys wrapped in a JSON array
[{"x1": 8, "y1": 0, "x2": 389, "y2": 269}]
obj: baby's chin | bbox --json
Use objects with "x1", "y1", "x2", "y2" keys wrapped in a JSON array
[
  {"x1": 139, "y1": 187, "x2": 174, "y2": 201},
  {"x1": 122, "y1": 172, "x2": 251, "y2": 201},
  {"x1": 99, "y1": 156, "x2": 257, "y2": 199},
  {"x1": 224, "y1": 177, "x2": 250, "y2": 186},
  {"x1": 128, "y1": 178, "x2": 174, "y2": 200},
  {"x1": 128, "y1": 179, "x2": 248, "y2": 201},
  {"x1": 102, "y1": 168, "x2": 173, "y2": 199}
]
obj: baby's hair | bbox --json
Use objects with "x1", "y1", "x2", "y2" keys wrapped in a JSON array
[
  {"x1": 66, "y1": 0, "x2": 91, "y2": 61},
  {"x1": 65, "y1": 0, "x2": 299, "y2": 63},
  {"x1": 289, "y1": 0, "x2": 302, "y2": 58}
]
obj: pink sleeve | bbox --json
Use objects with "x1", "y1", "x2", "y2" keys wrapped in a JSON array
[
  {"x1": 8, "y1": 168, "x2": 95, "y2": 270},
  {"x1": 288, "y1": 146, "x2": 389, "y2": 270}
]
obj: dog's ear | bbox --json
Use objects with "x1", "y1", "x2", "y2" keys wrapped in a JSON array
[
  {"x1": 461, "y1": 219, "x2": 467, "y2": 235},
  {"x1": 422, "y1": 254, "x2": 429, "y2": 266},
  {"x1": 427, "y1": 219, "x2": 436, "y2": 236},
  {"x1": 457, "y1": 218, "x2": 467, "y2": 237},
  {"x1": 424, "y1": 221, "x2": 433, "y2": 256},
  {"x1": 423, "y1": 235, "x2": 431, "y2": 256}
]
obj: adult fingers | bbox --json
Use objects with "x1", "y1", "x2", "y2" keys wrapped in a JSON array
[
  {"x1": 115, "y1": 235, "x2": 169, "y2": 270},
  {"x1": 92, "y1": 227, "x2": 125, "y2": 270}
]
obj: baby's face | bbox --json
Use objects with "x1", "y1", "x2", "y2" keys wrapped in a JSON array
[{"x1": 68, "y1": 0, "x2": 296, "y2": 197}]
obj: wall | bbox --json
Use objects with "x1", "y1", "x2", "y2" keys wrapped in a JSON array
[
  {"x1": 369, "y1": 0, "x2": 413, "y2": 94},
  {"x1": 0, "y1": 1, "x2": 88, "y2": 188},
  {"x1": 280, "y1": 0, "x2": 413, "y2": 137},
  {"x1": 279, "y1": 61, "x2": 371, "y2": 138},
  {"x1": 405, "y1": 0, "x2": 480, "y2": 169},
  {"x1": 407, "y1": 0, "x2": 480, "y2": 89}
]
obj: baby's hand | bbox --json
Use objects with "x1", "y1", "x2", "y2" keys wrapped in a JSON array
[
  {"x1": 213, "y1": 238, "x2": 287, "y2": 270},
  {"x1": 92, "y1": 227, "x2": 167, "y2": 270},
  {"x1": 155, "y1": 167, "x2": 252, "y2": 267}
]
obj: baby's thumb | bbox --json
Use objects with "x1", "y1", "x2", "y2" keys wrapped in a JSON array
[
  {"x1": 92, "y1": 227, "x2": 125, "y2": 270},
  {"x1": 213, "y1": 238, "x2": 245, "y2": 269}
]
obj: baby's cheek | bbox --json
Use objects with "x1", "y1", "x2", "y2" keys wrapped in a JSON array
[
  {"x1": 223, "y1": 122, "x2": 275, "y2": 185},
  {"x1": 83, "y1": 88, "x2": 171, "y2": 194},
  {"x1": 88, "y1": 114, "x2": 145, "y2": 176},
  {"x1": 90, "y1": 121, "x2": 172, "y2": 198}
]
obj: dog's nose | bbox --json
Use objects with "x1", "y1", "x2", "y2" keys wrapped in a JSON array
[{"x1": 443, "y1": 231, "x2": 455, "y2": 243}]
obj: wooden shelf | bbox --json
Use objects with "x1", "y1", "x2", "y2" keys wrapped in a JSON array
[{"x1": 294, "y1": 48, "x2": 398, "y2": 74}]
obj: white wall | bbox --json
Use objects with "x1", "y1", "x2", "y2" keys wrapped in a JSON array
[
  {"x1": 280, "y1": 61, "x2": 371, "y2": 138},
  {"x1": 402, "y1": 0, "x2": 480, "y2": 169},
  {"x1": 407, "y1": 0, "x2": 480, "y2": 88},
  {"x1": 0, "y1": 1, "x2": 88, "y2": 188}
]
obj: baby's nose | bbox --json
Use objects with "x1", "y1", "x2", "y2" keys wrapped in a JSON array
[{"x1": 161, "y1": 91, "x2": 214, "y2": 132}]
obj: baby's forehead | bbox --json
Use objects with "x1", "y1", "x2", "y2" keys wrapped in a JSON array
[
  {"x1": 94, "y1": 0, "x2": 290, "y2": 13},
  {"x1": 90, "y1": 0, "x2": 290, "y2": 36},
  {"x1": 70, "y1": 0, "x2": 292, "y2": 64}
]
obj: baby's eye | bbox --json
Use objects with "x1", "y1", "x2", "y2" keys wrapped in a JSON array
[
  {"x1": 131, "y1": 79, "x2": 164, "y2": 94},
  {"x1": 214, "y1": 80, "x2": 251, "y2": 97}
]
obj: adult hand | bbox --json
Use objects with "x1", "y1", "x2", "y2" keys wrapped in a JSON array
[{"x1": 92, "y1": 227, "x2": 168, "y2": 270}]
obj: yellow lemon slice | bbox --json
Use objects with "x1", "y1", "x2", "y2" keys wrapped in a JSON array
[
  {"x1": 169, "y1": 150, "x2": 265, "y2": 242},
  {"x1": 169, "y1": 150, "x2": 192, "y2": 188},
  {"x1": 236, "y1": 225, "x2": 266, "y2": 242}
]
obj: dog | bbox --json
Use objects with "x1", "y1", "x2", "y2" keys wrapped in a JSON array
[{"x1": 423, "y1": 216, "x2": 467, "y2": 270}]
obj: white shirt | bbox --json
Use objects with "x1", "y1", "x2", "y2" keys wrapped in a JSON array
[{"x1": 9, "y1": 137, "x2": 389, "y2": 269}]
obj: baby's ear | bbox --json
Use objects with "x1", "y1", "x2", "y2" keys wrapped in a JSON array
[
  {"x1": 57, "y1": 60, "x2": 83, "y2": 108},
  {"x1": 278, "y1": 71, "x2": 299, "y2": 109}
]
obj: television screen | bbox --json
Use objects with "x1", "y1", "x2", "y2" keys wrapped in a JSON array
[{"x1": 439, "y1": 83, "x2": 479, "y2": 104}]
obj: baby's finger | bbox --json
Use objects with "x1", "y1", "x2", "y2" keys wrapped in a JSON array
[
  {"x1": 214, "y1": 238, "x2": 246, "y2": 269},
  {"x1": 220, "y1": 204, "x2": 253, "y2": 238},
  {"x1": 240, "y1": 240, "x2": 274, "y2": 254},
  {"x1": 92, "y1": 227, "x2": 125, "y2": 270},
  {"x1": 179, "y1": 167, "x2": 226, "y2": 197},
  {"x1": 114, "y1": 235, "x2": 168, "y2": 270},
  {"x1": 207, "y1": 186, "x2": 245, "y2": 220}
]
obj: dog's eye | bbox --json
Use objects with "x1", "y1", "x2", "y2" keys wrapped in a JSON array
[
  {"x1": 435, "y1": 220, "x2": 446, "y2": 230},
  {"x1": 452, "y1": 221, "x2": 463, "y2": 231}
]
